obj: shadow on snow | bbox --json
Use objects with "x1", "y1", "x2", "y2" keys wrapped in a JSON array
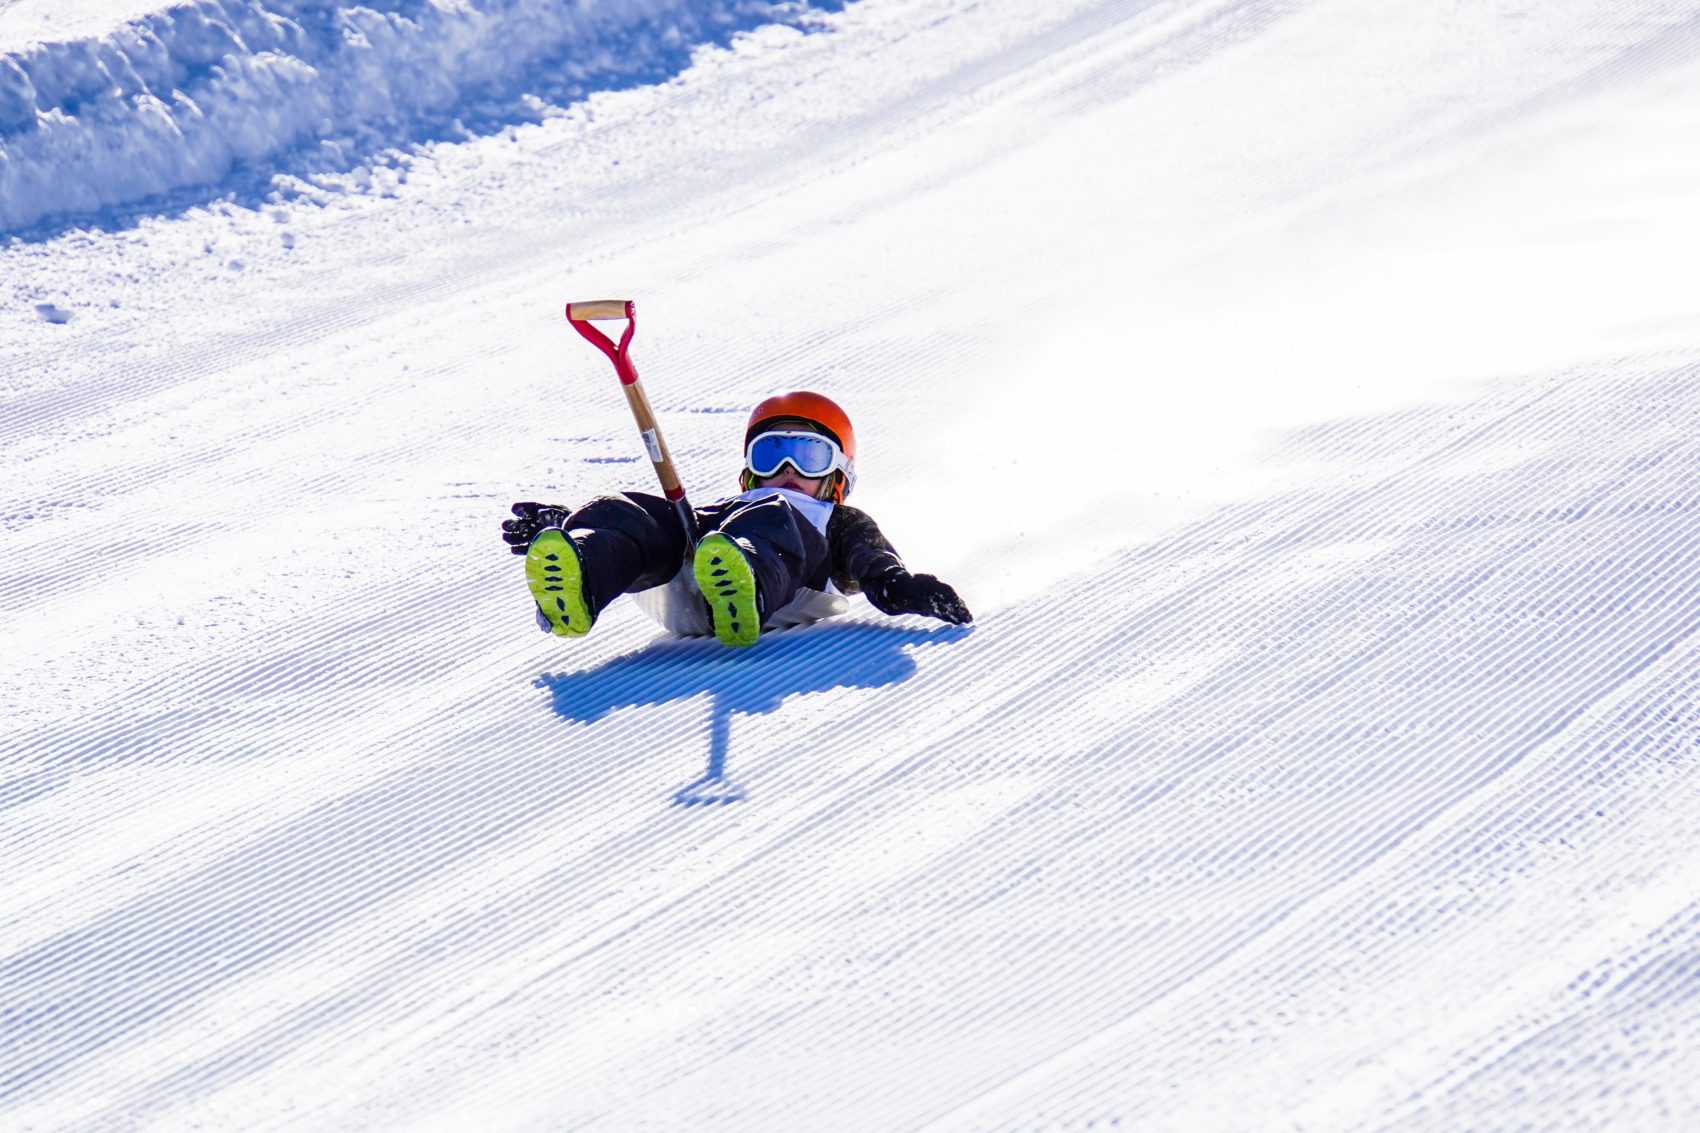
[{"x1": 537, "y1": 619, "x2": 970, "y2": 806}]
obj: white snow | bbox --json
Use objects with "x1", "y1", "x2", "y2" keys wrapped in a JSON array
[
  {"x1": 0, "y1": 0, "x2": 837, "y2": 233},
  {"x1": 7, "y1": 0, "x2": 1700, "y2": 1128}
]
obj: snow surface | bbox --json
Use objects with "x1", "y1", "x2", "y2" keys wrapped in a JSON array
[
  {"x1": 0, "y1": 0, "x2": 842, "y2": 233},
  {"x1": 7, "y1": 0, "x2": 1700, "y2": 1128}
]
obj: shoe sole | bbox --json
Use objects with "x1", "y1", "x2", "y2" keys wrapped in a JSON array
[
  {"x1": 694, "y1": 532, "x2": 760, "y2": 647},
  {"x1": 525, "y1": 528, "x2": 592, "y2": 637}
]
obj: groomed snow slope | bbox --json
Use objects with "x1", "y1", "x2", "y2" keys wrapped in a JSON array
[{"x1": 7, "y1": 0, "x2": 1700, "y2": 1129}]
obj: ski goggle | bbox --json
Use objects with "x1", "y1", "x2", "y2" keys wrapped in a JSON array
[{"x1": 745, "y1": 430, "x2": 852, "y2": 481}]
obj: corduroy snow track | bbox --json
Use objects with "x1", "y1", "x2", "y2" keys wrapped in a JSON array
[{"x1": 6, "y1": 0, "x2": 1700, "y2": 1129}]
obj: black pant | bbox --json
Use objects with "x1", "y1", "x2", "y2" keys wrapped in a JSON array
[{"x1": 564, "y1": 491, "x2": 832, "y2": 616}]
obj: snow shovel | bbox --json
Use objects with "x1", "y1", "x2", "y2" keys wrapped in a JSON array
[
  {"x1": 569, "y1": 299, "x2": 742, "y2": 804},
  {"x1": 566, "y1": 299, "x2": 700, "y2": 549}
]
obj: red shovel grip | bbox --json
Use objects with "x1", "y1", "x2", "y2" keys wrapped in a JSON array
[
  {"x1": 567, "y1": 298, "x2": 639, "y2": 385},
  {"x1": 564, "y1": 296, "x2": 698, "y2": 533},
  {"x1": 567, "y1": 299, "x2": 633, "y2": 321}
]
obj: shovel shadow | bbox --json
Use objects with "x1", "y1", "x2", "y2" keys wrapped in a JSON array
[{"x1": 537, "y1": 621, "x2": 970, "y2": 805}]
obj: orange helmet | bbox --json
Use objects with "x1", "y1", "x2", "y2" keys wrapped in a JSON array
[{"x1": 740, "y1": 390, "x2": 857, "y2": 502}]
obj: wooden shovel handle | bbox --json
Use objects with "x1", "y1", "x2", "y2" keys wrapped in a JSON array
[
  {"x1": 621, "y1": 380, "x2": 684, "y2": 499},
  {"x1": 567, "y1": 299, "x2": 633, "y2": 321}
]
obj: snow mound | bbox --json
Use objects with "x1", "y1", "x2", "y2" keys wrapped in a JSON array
[{"x1": 0, "y1": 0, "x2": 831, "y2": 235}]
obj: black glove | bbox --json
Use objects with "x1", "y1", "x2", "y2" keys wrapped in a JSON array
[
  {"x1": 863, "y1": 568, "x2": 973, "y2": 625},
  {"x1": 501, "y1": 501, "x2": 572, "y2": 555}
]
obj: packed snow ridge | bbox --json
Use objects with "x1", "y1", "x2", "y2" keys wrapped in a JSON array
[{"x1": 0, "y1": 0, "x2": 835, "y2": 234}]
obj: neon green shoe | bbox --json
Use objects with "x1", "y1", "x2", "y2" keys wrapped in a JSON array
[
  {"x1": 694, "y1": 532, "x2": 762, "y2": 647},
  {"x1": 525, "y1": 528, "x2": 593, "y2": 637}
]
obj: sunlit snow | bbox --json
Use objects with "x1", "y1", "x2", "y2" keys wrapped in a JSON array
[{"x1": 6, "y1": 0, "x2": 1700, "y2": 1128}]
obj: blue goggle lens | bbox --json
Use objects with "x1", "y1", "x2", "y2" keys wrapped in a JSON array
[{"x1": 746, "y1": 432, "x2": 839, "y2": 477}]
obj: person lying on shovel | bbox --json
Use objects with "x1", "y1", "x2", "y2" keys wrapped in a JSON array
[{"x1": 501, "y1": 390, "x2": 973, "y2": 647}]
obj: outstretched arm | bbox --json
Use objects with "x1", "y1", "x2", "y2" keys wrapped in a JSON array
[
  {"x1": 827, "y1": 506, "x2": 973, "y2": 626},
  {"x1": 863, "y1": 568, "x2": 973, "y2": 625}
]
